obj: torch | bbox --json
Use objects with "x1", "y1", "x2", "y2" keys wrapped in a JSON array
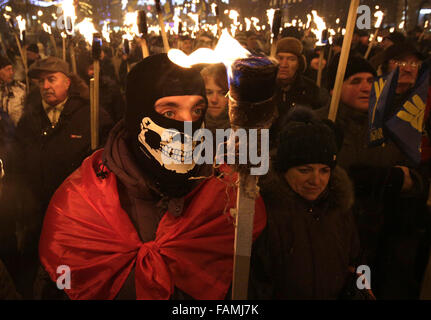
[
  {"x1": 123, "y1": 38, "x2": 131, "y2": 73},
  {"x1": 43, "y1": 23, "x2": 58, "y2": 57},
  {"x1": 215, "y1": 4, "x2": 221, "y2": 39},
  {"x1": 316, "y1": 29, "x2": 328, "y2": 88},
  {"x1": 227, "y1": 56, "x2": 278, "y2": 299},
  {"x1": 9, "y1": 16, "x2": 29, "y2": 93},
  {"x1": 90, "y1": 33, "x2": 102, "y2": 150},
  {"x1": 155, "y1": 0, "x2": 170, "y2": 53},
  {"x1": 270, "y1": 9, "x2": 282, "y2": 57},
  {"x1": 364, "y1": 10, "x2": 384, "y2": 60},
  {"x1": 61, "y1": 32, "x2": 67, "y2": 61},
  {"x1": 138, "y1": 10, "x2": 150, "y2": 59},
  {"x1": 328, "y1": 0, "x2": 360, "y2": 121}
]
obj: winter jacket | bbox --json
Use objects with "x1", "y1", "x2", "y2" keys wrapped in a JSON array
[
  {"x1": 316, "y1": 102, "x2": 430, "y2": 299},
  {"x1": 271, "y1": 75, "x2": 329, "y2": 144},
  {"x1": 249, "y1": 165, "x2": 360, "y2": 299},
  {"x1": 10, "y1": 74, "x2": 113, "y2": 298},
  {"x1": 0, "y1": 80, "x2": 26, "y2": 127}
]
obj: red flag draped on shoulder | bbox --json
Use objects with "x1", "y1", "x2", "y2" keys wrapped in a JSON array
[{"x1": 39, "y1": 150, "x2": 266, "y2": 300}]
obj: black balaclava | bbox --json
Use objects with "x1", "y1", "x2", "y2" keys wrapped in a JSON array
[{"x1": 125, "y1": 53, "x2": 207, "y2": 198}]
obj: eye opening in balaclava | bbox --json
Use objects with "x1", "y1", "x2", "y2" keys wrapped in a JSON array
[{"x1": 125, "y1": 53, "x2": 208, "y2": 198}]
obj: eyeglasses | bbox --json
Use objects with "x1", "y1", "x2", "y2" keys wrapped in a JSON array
[{"x1": 390, "y1": 60, "x2": 422, "y2": 68}]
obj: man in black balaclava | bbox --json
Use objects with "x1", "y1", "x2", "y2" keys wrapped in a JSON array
[
  {"x1": 38, "y1": 53, "x2": 267, "y2": 300},
  {"x1": 125, "y1": 53, "x2": 207, "y2": 197}
]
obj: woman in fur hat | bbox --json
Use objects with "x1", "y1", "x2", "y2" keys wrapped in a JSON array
[{"x1": 249, "y1": 108, "x2": 370, "y2": 300}]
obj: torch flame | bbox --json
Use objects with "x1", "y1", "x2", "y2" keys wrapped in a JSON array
[
  {"x1": 76, "y1": 18, "x2": 97, "y2": 44},
  {"x1": 123, "y1": 11, "x2": 140, "y2": 40},
  {"x1": 102, "y1": 21, "x2": 110, "y2": 43},
  {"x1": 311, "y1": 10, "x2": 326, "y2": 46},
  {"x1": 211, "y1": 3, "x2": 217, "y2": 16},
  {"x1": 167, "y1": 29, "x2": 250, "y2": 73},
  {"x1": 16, "y1": 15, "x2": 26, "y2": 41},
  {"x1": 267, "y1": 8, "x2": 275, "y2": 32},
  {"x1": 61, "y1": 0, "x2": 76, "y2": 35},
  {"x1": 245, "y1": 18, "x2": 252, "y2": 31},
  {"x1": 374, "y1": 11, "x2": 384, "y2": 28},
  {"x1": 42, "y1": 23, "x2": 52, "y2": 34}
]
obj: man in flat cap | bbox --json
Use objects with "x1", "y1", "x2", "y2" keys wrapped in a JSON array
[{"x1": 11, "y1": 56, "x2": 112, "y2": 298}]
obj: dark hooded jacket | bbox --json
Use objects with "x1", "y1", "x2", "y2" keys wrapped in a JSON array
[{"x1": 249, "y1": 165, "x2": 360, "y2": 299}]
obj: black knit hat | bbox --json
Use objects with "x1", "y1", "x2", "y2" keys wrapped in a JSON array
[
  {"x1": 0, "y1": 55, "x2": 12, "y2": 70},
  {"x1": 276, "y1": 107, "x2": 338, "y2": 173},
  {"x1": 383, "y1": 41, "x2": 425, "y2": 63},
  {"x1": 327, "y1": 54, "x2": 377, "y2": 89}
]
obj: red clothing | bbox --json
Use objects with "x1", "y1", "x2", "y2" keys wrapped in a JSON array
[{"x1": 39, "y1": 150, "x2": 266, "y2": 300}]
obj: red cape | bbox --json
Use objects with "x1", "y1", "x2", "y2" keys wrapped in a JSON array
[{"x1": 39, "y1": 150, "x2": 266, "y2": 300}]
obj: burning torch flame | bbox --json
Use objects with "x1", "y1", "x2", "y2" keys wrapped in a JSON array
[
  {"x1": 251, "y1": 17, "x2": 261, "y2": 31},
  {"x1": 267, "y1": 9, "x2": 275, "y2": 32},
  {"x1": 374, "y1": 11, "x2": 384, "y2": 28},
  {"x1": 16, "y1": 15, "x2": 26, "y2": 41},
  {"x1": 211, "y1": 3, "x2": 217, "y2": 16},
  {"x1": 102, "y1": 21, "x2": 110, "y2": 43},
  {"x1": 76, "y1": 18, "x2": 97, "y2": 44},
  {"x1": 167, "y1": 29, "x2": 250, "y2": 73},
  {"x1": 244, "y1": 18, "x2": 251, "y2": 31},
  {"x1": 42, "y1": 23, "x2": 52, "y2": 34},
  {"x1": 123, "y1": 11, "x2": 140, "y2": 40},
  {"x1": 61, "y1": 0, "x2": 76, "y2": 35},
  {"x1": 311, "y1": 10, "x2": 326, "y2": 46},
  {"x1": 306, "y1": 14, "x2": 312, "y2": 29},
  {"x1": 399, "y1": 21, "x2": 405, "y2": 29}
]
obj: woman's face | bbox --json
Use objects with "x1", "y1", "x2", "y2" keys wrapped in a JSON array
[
  {"x1": 204, "y1": 77, "x2": 228, "y2": 118},
  {"x1": 284, "y1": 164, "x2": 331, "y2": 201}
]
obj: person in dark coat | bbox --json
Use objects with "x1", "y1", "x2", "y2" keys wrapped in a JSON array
[
  {"x1": 317, "y1": 54, "x2": 430, "y2": 299},
  {"x1": 271, "y1": 37, "x2": 329, "y2": 145},
  {"x1": 249, "y1": 108, "x2": 364, "y2": 300},
  {"x1": 11, "y1": 56, "x2": 113, "y2": 298}
]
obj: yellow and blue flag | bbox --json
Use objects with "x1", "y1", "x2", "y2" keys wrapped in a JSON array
[
  {"x1": 368, "y1": 68, "x2": 399, "y2": 147},
  {"x1": 385, "y1": 65, "x2": 430, "y2": 165}
]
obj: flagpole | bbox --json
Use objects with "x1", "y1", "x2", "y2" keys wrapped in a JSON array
[
  {"x1": 91, "y1": 34, "x2": 101, "y2": 150},
  {"x1": 328, "y1": 0, "x2": 360, "y2": 122}
]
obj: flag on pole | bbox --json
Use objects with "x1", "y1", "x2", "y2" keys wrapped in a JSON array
[
  {"x1": 368, "y1": 68, "x2": 399, "y2": 147},
  {"x1": 385, "y1": 65, "x2": 430, "y2": 165}
]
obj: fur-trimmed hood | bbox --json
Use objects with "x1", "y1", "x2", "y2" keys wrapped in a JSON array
[{"x1": 259, "y1": 163, "x2": 354, "y2": 215}]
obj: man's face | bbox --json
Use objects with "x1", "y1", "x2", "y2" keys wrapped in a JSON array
[
  {"x1": 204, "y1": 76, "x2": 228, "y2": 118},
  {"x1": 388, "y1": 54, "x2": 421, "y2": 93},
  {"x1": 340, "y1": 72, "x2": 374, "y2": 112},
  {"x1": 181, "y1": 40, "x2": 193, "y2": 53},
  {"x1": 310, "y1": 57, "x2": 326, "y2": 71},
  {"x1": 196, "y1": 36, "x2": 213, "y2": 49},
  {"x1": 0, "y1": 65, "x2": 14, "y2": 84},
  {"x1": 247, "y1": 36, "x2": 258, "y2": 50},
  {"x1": 37, "y1": 71, "x2": 71, "y2": 106},
  {"x1": 276, "y1": 52, "x2": 299, "y2": 82},
  {"x1": 154, "y1": 95, "x2": 206, "y2": 122}
]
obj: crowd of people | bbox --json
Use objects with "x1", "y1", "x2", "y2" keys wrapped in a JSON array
[{"x1": 1, "y1": 19, "x2": 431, "y2": 300}]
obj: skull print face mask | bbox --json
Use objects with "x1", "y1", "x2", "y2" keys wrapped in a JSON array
[{"x1": 125, "y1": 54, "x2": 207, "y2": 197}]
